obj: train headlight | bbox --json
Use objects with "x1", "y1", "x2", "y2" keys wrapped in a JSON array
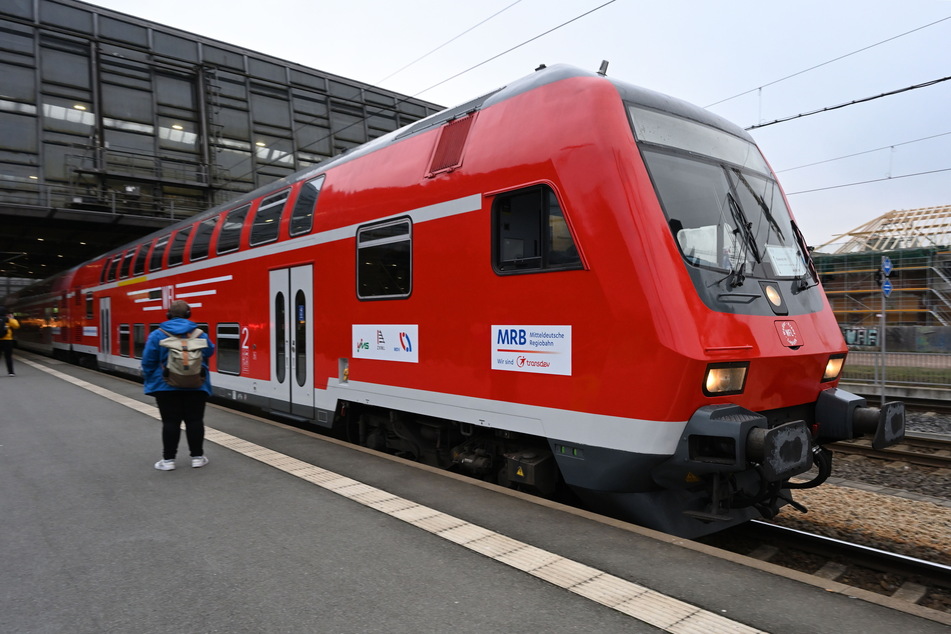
[
  {"x1": 822, "y1": 354, "x2": 846, "y2": 382},
  {"x1": 702, "y1": 362, "x2": 749, "y2": 396}
]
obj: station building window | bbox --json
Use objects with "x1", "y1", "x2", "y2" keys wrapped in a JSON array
[
  {"x1": 357, "y1": 217, "x2": 412, "y2": 299},
  {"x1": 493, "y1": 185, "x2": 582, "y2": 273}
]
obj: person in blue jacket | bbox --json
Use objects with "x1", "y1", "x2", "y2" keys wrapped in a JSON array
[{"x1": 141, "y1": 300, "x2": 215, "y2": 471}]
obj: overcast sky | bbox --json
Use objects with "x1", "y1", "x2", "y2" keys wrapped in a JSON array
[{"x1": 86, "y1": 0, "x2": 951, "y2": 248}]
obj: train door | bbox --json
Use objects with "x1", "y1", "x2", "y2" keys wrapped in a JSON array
[
  {"x1": 268, "y1": 265, "x2": 314, "y2": 416},
  {"x1": 97, "y1": 296, "x2": 111, "y2": 364}
]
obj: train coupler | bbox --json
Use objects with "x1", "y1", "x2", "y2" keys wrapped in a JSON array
[{"x1": 815, "y1": 388, "x2": 905, "y2": 450}]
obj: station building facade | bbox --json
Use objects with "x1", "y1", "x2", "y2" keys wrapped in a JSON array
[{"x1": 0, "y1": 0, "x2": 442, "y2": 279}]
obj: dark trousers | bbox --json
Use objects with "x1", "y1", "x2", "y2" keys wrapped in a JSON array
[
  {"x1": 0, "y1": 339, "x2": 13, "y2": 374},
  {"x1": 154, "y1": 390, "x2": 208, "y2": 460}
]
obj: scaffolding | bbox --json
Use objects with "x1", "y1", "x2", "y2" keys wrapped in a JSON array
[{"x1": 812, "y1": 205, "x2": 951, "y2": 330}]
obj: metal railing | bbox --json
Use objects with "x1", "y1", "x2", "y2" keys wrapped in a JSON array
[{"x1": 844, "y1": 351, "x2": 951, "y2": 387}]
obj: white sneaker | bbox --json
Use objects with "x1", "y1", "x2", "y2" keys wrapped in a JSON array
[
  {"x1": 154, "y1": 459, "x2": 176, "y2": 471},
  {"x1": 191, "y1": 456, "x2": 208, "y2": 468}
]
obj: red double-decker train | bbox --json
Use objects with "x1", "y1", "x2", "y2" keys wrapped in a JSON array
[{"x1": 9, "y1": 64, "x2": 904, "y2": 537}]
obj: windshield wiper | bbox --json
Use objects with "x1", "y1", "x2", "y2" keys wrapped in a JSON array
[{"x1": 727, "y1": 192, "x2": 761, "y2": 264}]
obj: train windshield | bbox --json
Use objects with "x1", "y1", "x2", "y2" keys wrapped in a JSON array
[{"x1": 629, "y1": 106, "x2": 809, "y2": 282}]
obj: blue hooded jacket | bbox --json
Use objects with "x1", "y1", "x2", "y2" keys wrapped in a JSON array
[{"x1": 141, "y1": 317, "x2": 215, "y2": 395}]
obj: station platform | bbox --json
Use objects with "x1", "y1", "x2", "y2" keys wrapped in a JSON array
[{"x1": 3, "y1": 351, "x2": 949, "y2": 633}]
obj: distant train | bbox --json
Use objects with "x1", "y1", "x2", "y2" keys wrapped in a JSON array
[{"x1": 9, "y1": 64, "x2": 905, "y2": 537}]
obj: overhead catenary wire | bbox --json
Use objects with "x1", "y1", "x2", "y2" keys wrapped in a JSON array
[
  {"x1": 374, "y1": 0, "x2": 525, "y2": 85},
  {"x1": 776, "y1": 131, "x2": 951, "y2": 173},
  {"x1": 785, "y1": 167, "x2": 951, "y2": 196},
  {"x1": 745, "y1": 75, "x2": 951, "y2": 130},
  {"x1": 223, "y1": 0, "x2": 618, "y2": 186},
  {"x1": 705, "y1": 15, "x2": 951, "y2": 108}
]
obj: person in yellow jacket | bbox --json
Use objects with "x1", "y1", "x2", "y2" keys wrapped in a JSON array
[{"x1": 1, "y1": 307, "x2": 20, "y2": 376}]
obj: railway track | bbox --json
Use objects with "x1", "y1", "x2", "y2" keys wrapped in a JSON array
[
  {"x1": 830, "y1": 433, "x2": 951, "y2": 469},
  {"x1": 699, "y1": 521, "x2": 951, "y2": 613}
]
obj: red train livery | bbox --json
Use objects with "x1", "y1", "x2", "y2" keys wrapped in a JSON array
[{"x1": 10, "y1": 65, "x2": 904, "y2": 537}]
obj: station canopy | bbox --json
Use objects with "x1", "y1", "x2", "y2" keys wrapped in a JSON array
[{"x1": 815, "y1": 205, "x2": 951, "y2": 254}]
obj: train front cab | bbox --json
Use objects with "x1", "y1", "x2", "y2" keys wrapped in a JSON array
[{"x1": 579, "y1": 82, "x2": 909, "y2": 537}]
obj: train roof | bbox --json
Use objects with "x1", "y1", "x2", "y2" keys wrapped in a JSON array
[{"x1": 73, "y1": 64, "x2": 755, "y2": 265}]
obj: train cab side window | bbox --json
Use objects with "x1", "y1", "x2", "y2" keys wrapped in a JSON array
[
  {"x1": 132, "y1": 241, "x2": 150, "y2": 276},
  {"x1": 493, "y1": 185, "x2": 582, "y2": 273},
  {"x1": 167, "y1": 226, "x2": 192, "y2": 267},
  {"x1": 356, "y1": 217, "x2": 412, "y2": 299},
  {"x1": 250, "y1": 189, "x2": 290, "y2": 246},
  {"x1": 216, "y1": 323, "x2": 241, "y2": 375},
  {"x1": 149, "y1": 235, "x2": 170, "y2": 272},
  {"x1": 217, "y1": 204, "x2": 251, "y2": 255},
  {"x1": 190, "y1": 217, "x2": 218, "y2": 261},
  {"x1": 289, "y1": 175, "x2": 325, "y2": 236}
]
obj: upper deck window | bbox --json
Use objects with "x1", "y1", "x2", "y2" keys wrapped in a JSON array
[
  {"x1": 167, "y1": 226, "x2": 192, "y2": 267},
  {"x1": 250, "y1": 188, "x2": 290, "y2": 246},
  {"x1": 217, "y1": 204, "x2": 251, "y2": 255},
  {"x1": 190, "y1": 217, "x2": 218, "y2": 261},
  {"x1": 149, "y1": 235, "x2": 170, "y2": 272},
  {"x1": 357, "y1": 218, "x2": 412, "y2": 299},
  {"x1": 132, "y1": 242, "x2": 150, "y2": 276},
  {"x1": 119, "y1": 249, "x2": 135, "y2": 279},
  {"x1": 105, "y1": 254, "x2": 122, "y2": 282},
  {"x1": 493, "y1": 185, "x2": 582, "y2": 274},
  {"x1": 289, "y1": 175, "x2": 324, "y2": 236}
]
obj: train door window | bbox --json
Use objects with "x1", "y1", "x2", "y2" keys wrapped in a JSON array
[
  {"x1": 149, "y1": 235, "x2": 170, "y2": 271},
  {"x1": 106, "y1": 254, "x2": 122, "y2": 282},
  {"x1": 133, "y1": 323, "x2": 146, "y2": 358},
  {"x1": 119, "y1": 249, "x2": 135, "y2": 279},
  {"x1": 356, "y1": 217, "x2": 412, "y2": 299},
  {"x1": 274, "y1": 292, "x2": 286, "y2": 383},
  {"x1": 132, "y1": 241, "x2": 151, "y2": 276},
  {"x1": 493, "y1": 185, "x2": 582, "y2": 273},
  {"x1": 118, "y1": 324, "x2": 130, "y2": 357},
  {"x1": 294, "y1": 289, "x2": 307, "y2": 386},
  {"x1": 190, "y1": 217, "x2": 218, "y2": 262},
  {"x1": 167, "y1": 226, "x2": 192, "y2": 267},
  {"x1": 250, "y1": 188, "x2": 290, "y2": 246},
  {"x1": 216, "y1": 323, "x2": 241, "y2": 375},
  {"x1": 217, "y1": 204, "x2": 251, "y2": 255},
  {"x1": 289, "y1": 175, "x2": 325, "y2": 236}
]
